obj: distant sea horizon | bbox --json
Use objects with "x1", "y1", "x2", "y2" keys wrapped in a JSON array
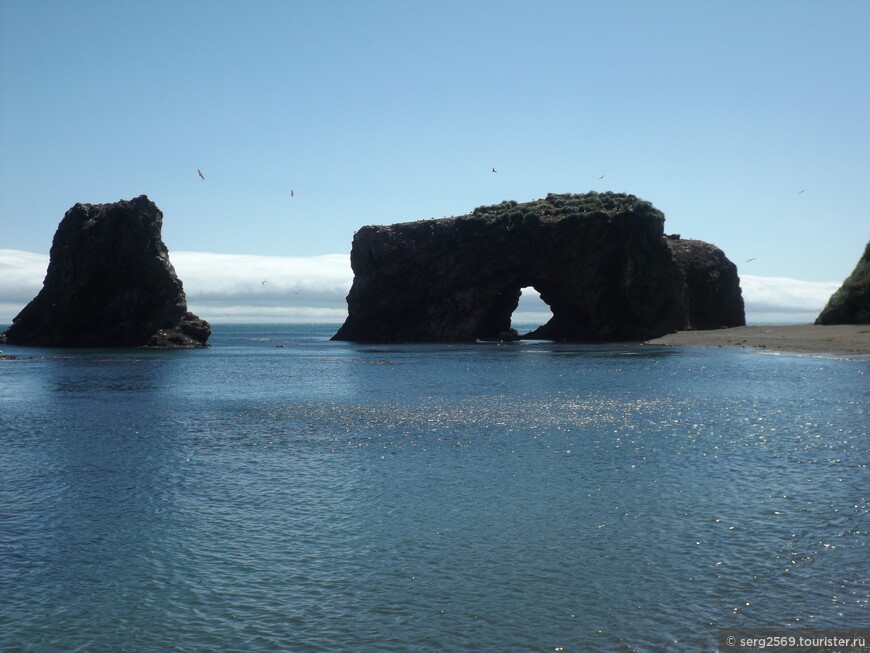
[
  {"x1": 0, "y1": 247, "x2": 842, "y2": 328},
  {"x1": 0, "y1": 318, "x2": 828, "y2": 343}
]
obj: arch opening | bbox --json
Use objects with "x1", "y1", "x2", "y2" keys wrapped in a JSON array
[
  {"x1": 511, "y1": 286, "x2": 555, "y2": 338},
  {"x1": 474, "y1": 282, "x2": 557, "y2": 341}
]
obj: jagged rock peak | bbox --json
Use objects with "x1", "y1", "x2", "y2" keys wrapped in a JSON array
[{"x1": 2, "y1": 195, "x2": 210, "y2": 347}]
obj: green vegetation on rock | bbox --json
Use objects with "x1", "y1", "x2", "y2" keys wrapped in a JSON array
[
  {"x1": 466, "y1": 192, "x2": 662, "y2": 225},
  {"x1": 816, "y1": 239, "x2": 870, "y2": 325}
]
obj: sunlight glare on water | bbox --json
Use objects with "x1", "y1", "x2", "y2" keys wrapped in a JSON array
[{"x1": 1, "y1": 325, "x2": 867, "y2": 652}]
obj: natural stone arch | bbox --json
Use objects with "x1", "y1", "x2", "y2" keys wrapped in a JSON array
[
  {"x1": 333, "y1": 193, "x2": 744, "y2": 343},
  {"x1": 474, "y1": 277, "x2": 558, "y2": 340},
  {"x1": 510, "y1": 286, "x2": 555, "y2": 334}
]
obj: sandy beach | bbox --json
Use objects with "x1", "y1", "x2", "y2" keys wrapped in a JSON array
[{"x1": 646, "y1": 324, "x2": 870, "y2": 356}]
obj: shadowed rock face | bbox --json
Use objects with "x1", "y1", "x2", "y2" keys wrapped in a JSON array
[
  {"x1": 333, "y1": 192, "x2": 741, "y2": 343},
  {"x1": 815, "y1": 239, "x2": 870, "y2": 325},
  {"x1": 669, "y1": 236, "x2": 745, "y2": 330},
  {"x1": 1, "y1": 195, "x2": 210, "y2": 347}
]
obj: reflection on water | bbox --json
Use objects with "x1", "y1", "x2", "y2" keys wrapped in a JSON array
[{"x1": 0, "y1": 324, "x2": 867, "y2": 652}]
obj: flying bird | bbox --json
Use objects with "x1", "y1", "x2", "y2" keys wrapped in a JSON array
[
  {"x1": 746, "y1": 258, "x2": 757, "y2": 262},
  {"x1": 798, "y1": 189, "x2": 806, "y2": 194},
  {"x1": 197, "y1": 169, "x2": 205, "y2": 180},
  {"x1": 290, "y1": 190, "x2": 295, "y2": 197},
  {"x1": 599, "y1": 175, "x2": 605, "y2": 180},
  {"x1": 491, "y1": 167, "x2": 497, "y2": 173}
]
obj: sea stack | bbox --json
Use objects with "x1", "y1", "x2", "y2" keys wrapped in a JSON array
[
  {"x1": 1, "y1": 195, "x2": 210, "y2": 347},
  {"x1": 333, "y1": 192, "x2": 744, "y2": 342},
  {"x1": 668, "y1": 236, "x2": 745, "y2": 330},
  {"x1": 815, "y1": 239, "x2": 870, "y2": 325}
]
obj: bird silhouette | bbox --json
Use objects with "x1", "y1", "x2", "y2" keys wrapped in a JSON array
[
  {"x1": 491, "y1": 167, "x2": 497, "y2": 173},
  {"x1": 197, "y1": 169, "x2": 205, "y2": 180},
  {"x1": 746, "y1": 258, "x2": 757, "y2": 262},
  {"x1": 798, "y1": 189, "x2": 806, "y2": 194},
  {"x1": 290, "y1": 190, "x2": 295, "y2": 197},
  {"x1": 599, "y1": 175, "x2": 605, "y2": 180}
]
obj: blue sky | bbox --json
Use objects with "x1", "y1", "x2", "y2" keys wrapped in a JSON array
[{"x1": 1, "y1": 1, "x2": 867, "y2": 324}]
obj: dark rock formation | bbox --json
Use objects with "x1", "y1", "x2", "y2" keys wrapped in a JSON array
[
  {"x1": 668, "y1": 236, "x2": 745, "y2": 329},
  {"x1": 815, "y1": 239, "x2": 870, "y2": 325},
  {"x1": 333, "y1": 192, "x2": 744, "y2": 343},
  {"x1": 2, "y1": 195, "x2": 210, "y2": 347}
]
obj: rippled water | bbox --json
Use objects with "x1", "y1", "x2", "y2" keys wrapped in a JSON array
[{"x1": 1, "y1": 325, "x2": 867, "y2": 652}]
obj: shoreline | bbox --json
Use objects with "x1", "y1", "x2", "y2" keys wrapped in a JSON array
[
  {"x1": 3, "y1": 324, "x2": 870, "y2": 357},
  {"x1": 646, "y1": 324, "x2": 870, "y2": 356}
]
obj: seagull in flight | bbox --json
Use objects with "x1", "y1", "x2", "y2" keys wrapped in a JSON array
[{"x1": 197, "y1": 169, "x2": 205, "y2": 180}]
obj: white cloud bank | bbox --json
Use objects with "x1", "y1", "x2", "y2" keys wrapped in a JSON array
[
  {"x1": 171, "y1": 251, "x2": 352, "y2": 323},
  {"x1": 738, "y1": 275, "x2": 840, "y2": 324},
  {"x1": 0, "y1": 250, "x2": 50, "y2": 323},
  {"x1": 0, "y1": 249, "x2": 842, "y2": 327}
]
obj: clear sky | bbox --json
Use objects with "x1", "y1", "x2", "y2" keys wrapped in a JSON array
[{"x1": 1, "y1": 1, "x2": 867, "y2": 324}]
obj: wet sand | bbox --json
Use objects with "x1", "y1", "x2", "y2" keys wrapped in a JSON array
[{"x1": 646, "y1": 324, "x2": 870, "y2": 356}]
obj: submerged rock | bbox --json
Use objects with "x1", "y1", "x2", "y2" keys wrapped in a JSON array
[
  {"x1": 815, "y1": 239, "x2": 870, "y2": 325},
  {"x1": 2, "y1": 195, "x2": 210, "y2": 347},
  {"x1": 333, "y1": 192, "x2": 744, "y2": 342}
]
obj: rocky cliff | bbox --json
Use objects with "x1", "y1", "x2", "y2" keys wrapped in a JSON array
[
  {"x1": 668, "y1": 236, "x2": 745, "y2": 330},
  {"x1": 815, "y1": 239, "x2": 870, "y2": 325},
  {"x1": 1, "y1": 195, "x2": 210, "y2": 347},
  {"x1": 333, "y1": 192, "x2": 744, "y2": 342}
]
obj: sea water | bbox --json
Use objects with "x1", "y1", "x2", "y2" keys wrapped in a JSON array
[{"x1": 1, "y1": 324, "x2": 867, "y2": 652}]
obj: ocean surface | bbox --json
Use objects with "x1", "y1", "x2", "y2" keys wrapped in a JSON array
[{"x1": 1, "y1": 324, "x2": 867, "y2": 652}]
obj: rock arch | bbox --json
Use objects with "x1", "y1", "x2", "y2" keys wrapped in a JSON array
[{"x1": 333, "y1": 193, "x2": 743, "y2": 342}]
